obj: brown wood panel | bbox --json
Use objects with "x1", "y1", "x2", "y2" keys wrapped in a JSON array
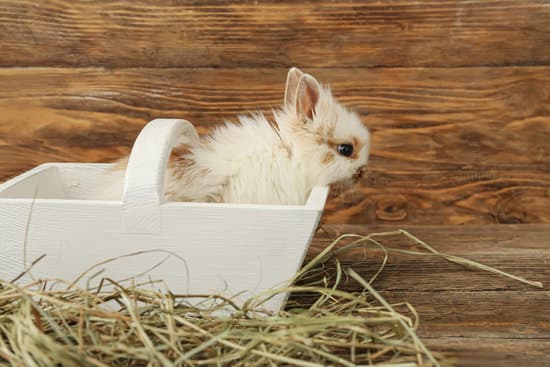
[
  {"x1": 302, "y1": 225, "x2": 550, "y2": 336},
  {"x1": 0, "y1": 67, "x2": 549, "y2": 224},
  {"x1": 325, "y1": 168, "x2": 550, "y2": 224},
  {"x1": 296, "y1": 224, "x2": 550, "y2": 366},
  {"x1": 0, "y1": 1, "x2": 549, "y2": 68},
  {"x1": 306, "y1": 225, "x2": 550, "y2": 338},
  {"x1": 306, "y1": 224, "x2": 550, "y2": 291},
  {"x1": 1, "y1": 67, "x2": 548, "y2": 169},
  {"x1": 425, "y1": 338, "x2": 550, "y2": 367},
  {"x1": 385, "y1": 291, "x2": 549, "y2": 338}
]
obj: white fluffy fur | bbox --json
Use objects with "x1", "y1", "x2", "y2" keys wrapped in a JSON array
[{"x1": 98, "y1": 68, "x2": 370, "y2": 205}]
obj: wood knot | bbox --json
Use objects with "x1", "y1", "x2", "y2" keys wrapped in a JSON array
[{"x1": 375, "y1": 195, "x2": 407, "y2": 221}]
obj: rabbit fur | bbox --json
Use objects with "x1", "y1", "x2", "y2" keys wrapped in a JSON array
[{"x1": 99, "y1": 67, "x2": 370, "y2": 205}]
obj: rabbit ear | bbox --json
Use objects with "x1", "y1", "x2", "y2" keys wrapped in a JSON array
[
  {"x1": 295, "y1": 74, "x2": 321, "y2": 120},
  {"x1": 284, "y1": 67, "x2": 304, "y2": 108}
]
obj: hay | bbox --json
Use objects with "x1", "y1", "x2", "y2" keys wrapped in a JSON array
[{"x1": 0, "y1": 230, "x2": 541, "y2": 367}]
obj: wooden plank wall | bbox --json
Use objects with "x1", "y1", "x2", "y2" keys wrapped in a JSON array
[
  {"x1": 304, "y1": 224, "x2": 550, "y2": 365},
  {"x1": 0, "y1": 0, "x2": 549, "y2": 225}
]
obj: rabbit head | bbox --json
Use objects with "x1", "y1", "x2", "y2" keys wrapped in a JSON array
[{"x1": 275, "y1": 67, "x2": 370, "y2": 187}]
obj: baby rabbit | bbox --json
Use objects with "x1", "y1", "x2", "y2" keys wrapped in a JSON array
[{"x1": 101, "y1": 67, "x2": 370, "y2": 205}]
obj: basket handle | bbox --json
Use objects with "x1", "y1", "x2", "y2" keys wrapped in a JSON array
[{"x1": 122, "y1": 118, "x2": 199, "y2": 233}]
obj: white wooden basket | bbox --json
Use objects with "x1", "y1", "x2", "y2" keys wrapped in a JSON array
[{"x1": 0, "y1": 119, "x2": 328, "y2": 312}]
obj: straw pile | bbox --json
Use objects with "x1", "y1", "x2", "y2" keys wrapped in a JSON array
[{"x1": 0, "y1": 230, "x2": 541, "y2": 367}]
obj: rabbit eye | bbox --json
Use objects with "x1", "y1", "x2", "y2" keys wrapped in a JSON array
[{"x1": 337, "y1": 144, "x2": 354, "y2": 157}]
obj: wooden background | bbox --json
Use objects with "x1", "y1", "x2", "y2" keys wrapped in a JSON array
[
  {"x1": 304, "y1": 224, "x2": 550, "y2": 366},
  {"x1": 1, "y1": 2, "x2": 550, "y2": 366},
  {"x1": 0, "y1": 0, "x2": 549, "y2": 225}
]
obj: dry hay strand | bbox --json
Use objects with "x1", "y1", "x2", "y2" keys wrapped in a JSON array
[{"x1": 0, "y1": 230, "x2": 542, "y2": 367}]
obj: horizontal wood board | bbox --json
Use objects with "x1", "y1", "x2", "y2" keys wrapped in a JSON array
[
  {"x1": 0, "y1": 67, "x2": 548, "y2": 224},
  {"x1": 0, "y1": 0, "x2": 549, "y2": 68}
]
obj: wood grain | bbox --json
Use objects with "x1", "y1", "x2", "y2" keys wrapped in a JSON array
[
  {"x1": 305, "y1": 225, "x2": 550, "y2": 292},
  {"x1": 0, "y1": 67, "x2": 548, "y2": 224},
  {"x1": 1, "y1": 1, "x2": 548, "y2": 365},
  {"x1": 424, "y1": 338, "x2": 550, "y2": 367},
  {"x1": 297, "y1": 224, "x2": 550, "y2": 366},
  {"x1": 325, "y1": 167, "x2": 550, "y2": 224},
  {"x1": 0, "y1": 1, "x2": 549, "y2": 68},
  {"x1": 1, "y1": 67, "x2": 548, "y2": 169}
]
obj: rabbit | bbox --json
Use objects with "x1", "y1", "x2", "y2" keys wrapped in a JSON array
[{"x1": 97, "y1": 67, "x2": 370, "y2": 205}]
